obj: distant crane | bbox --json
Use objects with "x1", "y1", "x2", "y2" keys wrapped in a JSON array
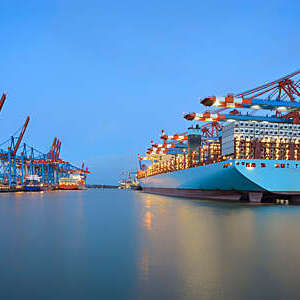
[
  {"x1": 12, "y1": 116, "x2": 30, "y2": 156},
  {"x1": 0, "y1": 93, "x2": 6, "y2": 112},
  {"x1": 48, "y1": 137, "x2": 57, "y2": 159}
]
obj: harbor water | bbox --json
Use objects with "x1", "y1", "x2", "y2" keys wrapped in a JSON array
[{"x1": 1, "y1": 189, "x2": 300, "y2": 299}]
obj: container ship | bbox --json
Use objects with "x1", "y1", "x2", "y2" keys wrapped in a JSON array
[
  {"x1": 24, "y1": 175, "x2": 46, "y2": 192},
  {"x1": 59, "y1": 174, "x2": 86, "y2": 190},
  {"x1": 137, "y1": 70, "x2": 300, "y2": 203}
]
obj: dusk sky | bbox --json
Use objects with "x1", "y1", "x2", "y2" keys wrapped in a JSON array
[{"x1": 0, "y1": 0, "x2": 299, "y2": 184}]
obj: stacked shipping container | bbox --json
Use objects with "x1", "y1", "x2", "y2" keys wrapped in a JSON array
[
  {"x1": 222, "y1": 121, "x2": 300, "y2": 160},
  {"x1": 138, "y1": 120, "x2": 300, "y2": 179}
]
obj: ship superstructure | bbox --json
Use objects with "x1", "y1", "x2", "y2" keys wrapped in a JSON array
[
  {"x1": 59, "y1": 174, "x2": 86, "y2": 190},
  {"x1": 24, "y1": 175, "x2": 45, "y2": 192},
  {"x1": 137, "y1": 70, "x2": 300, "y2": 203}
]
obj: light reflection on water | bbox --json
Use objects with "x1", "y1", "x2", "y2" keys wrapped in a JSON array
[
  {"x1": 0, "y1": 189, "x2": 300, "y2": 299},
  {"x1": 134, "y1": 192, "x2": 300, "y2": 299}
]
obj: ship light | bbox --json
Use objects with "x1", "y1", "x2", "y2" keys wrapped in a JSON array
[
  {"x1": 277, "y1": 106, "x2": 287, "y2": 111},
  {"x1": 214, "y1": 98, "x2": 221, "y2": 106},
  {"x1": 246, "y1": 165, "x2": 254, "y2": 170},
  {"x1": 250, "y1": 105, "x2": 261, "y2": 109}
]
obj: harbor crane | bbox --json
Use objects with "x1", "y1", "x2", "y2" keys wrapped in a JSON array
[
  {"x1": 12, "y1": 116, "x2": 30, "y2": 156},
  {"x1": 197, "y1": 70, "x2": 300, "y2": 124},
  {"x1": 184, "y1": 111, "x2": 293, "y2": 123},
  {"x1": 0, "y1": 93, "x2": 6, "y2": 112}
]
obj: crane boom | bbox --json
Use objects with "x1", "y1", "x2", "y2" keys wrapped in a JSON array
[
  {"x1": 201, "y1": 96, "x2": 300, "y2": 111},
  {"x1": 0, "y1": 93, "x2": 6, "y2": 112},
  {"x1": 53, "y1": 140, "x2": 61, "y2": 161},
  {"x1": 55, "y1": 141, "x2": 61, "y2": 160},
  {"x1": 13, "y1": 116, "x2": 30, "y2": 156},
  {"x1": 161, "y1": 130, "x2": 188, "y2": 141},
  {"x1": 52, "y1": 139, "x2": 59, "y2": 160},
  {"x1": 184, "y1": 112, "x2": 293, "y2": 123},
  {"x1": 235, "y1": 69, "x2": 300, "y2": 99},
  {"x1": 48, "y1": 137, "x2": 57, "y2": 159},
  {"x1": 161, "y1": 134, "x2": 188, "y2": 141}
]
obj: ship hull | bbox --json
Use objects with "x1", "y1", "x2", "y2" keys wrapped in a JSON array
[
  {"x1": 142, "y1": 187, "x2": 242, "y2": 201},
  {"x1": 140, "y1": 159, "x2": 300, "y2": 202},
  {"x1": 130, "y1": 184, "x2": 142, "y2": 190},
  {"x1": 59, "y1": 183, "x2": 86, "y2": 190},
  {"x1": 24, "y1": 186, "x2": 47, "y2": 192}
]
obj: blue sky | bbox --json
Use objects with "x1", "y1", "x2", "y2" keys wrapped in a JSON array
[{"x1": 0, "y1": 0, "x2": 299, "y2": 183}]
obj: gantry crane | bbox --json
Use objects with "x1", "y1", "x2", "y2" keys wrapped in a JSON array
[
  {"x1": 0, "y1": 93, "x2": 90, "y2": 188},
  {"x1": 194, "y1": 70, "x2": 300, "y2": 124}
]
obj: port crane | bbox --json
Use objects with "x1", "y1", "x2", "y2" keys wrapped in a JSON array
[
  {"x1": 161, "y1": 130, "x2": 188, "y2": 141},
  {"x1": 141, "y1": 122, "x2": 223, "y2": 160},
  {"x1": 0, "y1": 93, "x2": 6, "y2": 112},
  {"x1": 48, "y1": 137, "x2": 57, "y2": 160},
  {"x1": 146, "y1": 130, "x2": 189, "y2": 155},
  {"x1": 141, "y1": 71, "x2": 300, "y2": 161},
  {"x1": 11, "y1": 116, "x2": 30, "y2": 156},
  {"x1": 195, "y1": 70, "x2": 300, "y2": 124},
  {"x1": 184, "y1": 111, "x2": 293, "y2": 123},
  {"x1": 195, "y1": 122, "x2": 222, "y2": 138},
  {"x1": 54, "y1": 140, "x2": 61, "y2": 161},
  {"x1": 0, "y1": 93, "x2": 90, "y2": 187},
  {"x1": 48, "y1": 138, "x2": 62, "y2": 161}
]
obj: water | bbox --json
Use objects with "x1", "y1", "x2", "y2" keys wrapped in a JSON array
[{"x1": 0, "y1": 190, "x2": 300, "y2": 299}]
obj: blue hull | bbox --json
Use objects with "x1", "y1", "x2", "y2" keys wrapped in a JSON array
[
  {"x1": 24, "y1": 186, "x2": 42, "y2": 192},
  {"x1": 140, "y1": 159, "x2": 300, "y2": 201}
]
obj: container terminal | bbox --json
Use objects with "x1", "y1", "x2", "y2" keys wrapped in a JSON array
[
  {"x1": 0, "y1": 93, "x2": 90, "y2": 192},
  {"x1": 136, "y1": 70, "x2": 300, "y2": 204}
]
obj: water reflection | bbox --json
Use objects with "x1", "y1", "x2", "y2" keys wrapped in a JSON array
[
  {"x1": 135, "y1": 192, "x2": 300, "y2": 299},
  {"x1": 0, "y1": 190, "x2": 300, "y2": 299},
  {"x1": 143, "y1": 211, "x2": 152, "y2": 231},
  {"x1": 139, "y1": 248, "x2": 150, "y2": 282}
]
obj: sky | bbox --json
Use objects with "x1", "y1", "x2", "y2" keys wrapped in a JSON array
[{"x1": 0, "y1": 0, "x2": 299, "y2": 184}]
